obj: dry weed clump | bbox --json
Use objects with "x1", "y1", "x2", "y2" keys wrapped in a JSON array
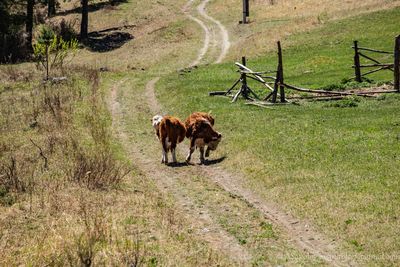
[
  {"x1": 0, "y1": 66, "x2": 128, "y2": 203},
  {"x1": 71, "y1": 145, "x2": 130, "y2": 190},
  {"x1": 0, "y1": 65, "x2": 137, "y2": 265},
  {"x1": 66, "y1": 199, "x2": 111, "y2": 267}
]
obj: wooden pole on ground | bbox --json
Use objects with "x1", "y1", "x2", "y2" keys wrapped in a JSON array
[
  {"x1": 394, "y1": 35, "x2": 400, "y2": 91},
  {"x1": 354, "y1": 41, "x2": 362, "y2": 82}
]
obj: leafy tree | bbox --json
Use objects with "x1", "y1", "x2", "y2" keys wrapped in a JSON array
[{"x1": 33, "y1": 26, "x2": 78, "y2": 80}]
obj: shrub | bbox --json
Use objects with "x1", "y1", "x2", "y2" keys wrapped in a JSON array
[
  {"x1": 33, "y1": 26, "x2": 78, "y2": 80},
  {"x1": 70, "y1": 143, "x2": 130, "y2": 190},
  {"x1": 0, "y1": 156, "x2": 26, "y2": 193}
]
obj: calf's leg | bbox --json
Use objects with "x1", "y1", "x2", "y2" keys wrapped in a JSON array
[
  {"x1": 186, "y1": 138, "x2": 196, "y2": 163},
  {"x1": 199, "y1": 146, "x2": 206, "y2": 164},
  {"x1": 205, "y1": 147, "x2": 211, "y2": 157},
  {"x1": 161, "y1": 137, "x2": 168, "y2": 164},
  {"x1": 171, "y1": 142, "x2": 177, "y2": 163}
]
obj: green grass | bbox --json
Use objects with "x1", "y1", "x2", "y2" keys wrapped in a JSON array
[
  {"x1": 242, "y1": 6, "x2": 398, "y2": 89},
  {"x1": 157, "y1": 7, "x2": 400, "y2": 265},
  {"x1": 105, "y1": 70, "x2": 326, "y2": 266}
]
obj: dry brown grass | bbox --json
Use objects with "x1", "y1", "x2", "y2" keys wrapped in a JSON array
[
  {"x1": 48, "y1": 0, "x2": 202, "y2": 72},
  {"x1": 0, "y1": 64, "x2": 235, "y2": 266},
  {"x1": 207, "y1": 0, "x2": 400, "y2": 60}
]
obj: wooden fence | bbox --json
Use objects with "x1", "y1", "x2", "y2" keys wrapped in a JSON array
[
  {"x1": 352, "y1": 39, "x2": 396, "y2": 84},
  {"x1": 210, "y1": 35, "x2": 400, "y2": 104}
]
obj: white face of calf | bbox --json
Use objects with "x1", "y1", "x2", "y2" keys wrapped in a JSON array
[
  {"x1": 152, "y1": 115, "x2": 163, "y2": 130},
  {"x1": 207, "y1": 136, "x2": 221, "y2": 151}
]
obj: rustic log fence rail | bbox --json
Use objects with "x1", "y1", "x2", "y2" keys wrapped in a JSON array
[
  {"x1": 210, "y1": 35, "x2": 400, "y2": 104},
  {"x1": 352, "y1": 37, "x2": 399, "y2": 84}
]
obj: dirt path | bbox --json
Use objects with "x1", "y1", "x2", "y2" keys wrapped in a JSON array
[
  {"x1": 144, "y1": 78, "x2": 355, "y2": 267},
  {"x1": 111, "y1": 80, "x2": 252, "y2": 265},
  {"x1": 183, "y1": 1, "x2": 211, "y2": 67},
  {"x1": 112, "y1": 0, "x2": 354, "y2": 266},
  {"x1": 183, "y1": 0, "x2": 230, "y2": 66},
  {"x1": 196, "y1": 0, "x2": 230, "y2": 64}
]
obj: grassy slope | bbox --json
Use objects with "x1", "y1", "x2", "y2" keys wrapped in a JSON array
[
  {"x1": 59, "y1": 0, "x2": 201, "y2": 73},
  {"x1": 0, "y1": 68, "x2": 236, "y2": 266},
  {"x1": 0, "y1": 1, "x2": 235, "y2": 266},
  {"x1": 157, "y1": 7, "x2": 400, "y2": 265},
  {"x1": 108, "y1": 71, "x2": 325, "y2": 266},
  {"x1": 207, "y1": 0, "x2": 400, "y2": 61}
]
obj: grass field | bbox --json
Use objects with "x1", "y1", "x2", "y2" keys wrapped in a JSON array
[
  {"x1": 156, "y1": 7, "x2": 400, "y2": 265},
  {"x1": 0, "y1": 1, "x2": 237, "y2": 265},
  {"x1": 2, "y1": 0, "x2": 400, "y2": 265}
]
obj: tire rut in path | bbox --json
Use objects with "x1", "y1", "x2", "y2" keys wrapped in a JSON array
[
  {"x1": 122, "y1": 0, "x2": 354, "y2": 265},
  {"x1": 145, "y1": 78, "x2": 356, "y2": 267},
  {"x1": 111, "y1": 80, "x2": 252, "y2": 265},
  {"x1": 196, "y1": 0, "x2": 230, "y2": 64},
  {"x1": 183, "y1": 0, "x2": 230, "y2": 66}
]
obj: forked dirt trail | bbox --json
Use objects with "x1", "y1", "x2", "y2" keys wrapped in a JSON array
[
  {"x1": 113, "y1": 0, "x2": 355, "y2": 266},
  {"x1": 183, "y1": 0, "x2": 230, "y2": 66},
  {"x1": 111, "y1": 80, "x2": 252, "y2": 265}
]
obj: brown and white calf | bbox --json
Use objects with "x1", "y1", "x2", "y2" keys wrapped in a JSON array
[
  {"x1": 184, "y1": 112, "x2": 222, "y2": 164},
  {"x1": 152, "y1": 115, "x2": 186, "y2": 164}
]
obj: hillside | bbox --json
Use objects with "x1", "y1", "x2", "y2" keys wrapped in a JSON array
[{"x1": 1, "y1": 0, "x2": 400, "y2": 266}]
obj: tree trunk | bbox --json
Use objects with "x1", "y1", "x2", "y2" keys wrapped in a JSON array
[
  {"x1": 80, "y1": 0, "x2": 89, "y2": 41},
  {"x1": 26, "y1": 0, "x2": 34, "y2": 52},
  {"x1": 48, "y1": 0, "x2": 56, "y2": 17}
]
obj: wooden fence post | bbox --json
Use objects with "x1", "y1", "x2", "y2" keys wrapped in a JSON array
[
  {"x1": 242, "y1": 0, "x2": 247, "y2": 24},
  {"x1": 241, "y1": 56, "x2": 248, "y2": 98},
  {"x1": 272, "y1": 42, "x2": 281, "y2": 103},
  {"x1": 394, "y1": 35, "x2": 400, "y2": 91},
  {"x1": 245, "y1": 0, "x2": 249, "y2": 17},
  {"x1": 354, "y1": 40, "x2": 362, "y2": 82},
  {"x1": 278, "y1": 41, "x2": 286, "y2": 102}
]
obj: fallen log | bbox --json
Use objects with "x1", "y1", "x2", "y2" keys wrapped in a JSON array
[{"x1": 281, "y1": 83, "x2": 375, "y2": 97}]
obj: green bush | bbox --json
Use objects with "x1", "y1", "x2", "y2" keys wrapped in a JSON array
[{"x1": 33, "y1": 26, "x2": 78, "y2": 80}]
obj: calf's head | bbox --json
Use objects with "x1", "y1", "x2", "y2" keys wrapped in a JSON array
[
  {"x1": 193, "y1": 119, "x2": 222, "y2": 145},
  {"x1": 151, "y1": 115, "x2": 163, "y2": 130}
]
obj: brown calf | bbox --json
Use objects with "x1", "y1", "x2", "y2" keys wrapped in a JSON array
[
  {"x1": 152, "y1": 115, "x2": 186, "y2": 164},
  {"x1": 184, "y1": 112, "x2": 222, "y2": 164}
]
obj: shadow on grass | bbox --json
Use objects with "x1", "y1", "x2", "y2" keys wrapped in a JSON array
[
  {"x1": 166, "y1": 156, "x2": 226, "y2": 168},
  {"x1": 55, "y1": 0, "x2": 128, "y2": 16},
  {"x1": 203, "y1": 156, "x2": 226, "y2": 166},
  {"x1": 167, "y1": 162, "x2": 190, "y2": 168},
  {"x1": 85, "y1": 26, "x2": 134, "y2": 52}
]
